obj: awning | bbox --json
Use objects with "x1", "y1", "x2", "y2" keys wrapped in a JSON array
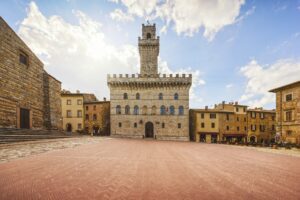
[{"x1": 222, "y1": 134, "x2": 247, "y2": 137}]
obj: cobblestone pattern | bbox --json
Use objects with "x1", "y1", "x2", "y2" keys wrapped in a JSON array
[{"x1": 0, "y1": 137, "x2": 107, "y2": 163}]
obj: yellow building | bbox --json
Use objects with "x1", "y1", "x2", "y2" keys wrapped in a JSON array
[
  {"x1": 61, "y1": 92, "x2": 84, "y2": 132},
  {"x1": 189, "y1": 108, "x2": 220, "y2": 143},
  {"x1": 190, "y1": 102, "x2": 248, "y2": 143},
  {"x1": 270, "y1": 81, "x2": 300, "y2": 144},
  {"x1": 247, "y1": 108, "x2": 276, "y2": 143}
]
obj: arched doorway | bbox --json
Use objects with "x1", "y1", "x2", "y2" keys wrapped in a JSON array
[
  {"x1": 66, "y1": 123, "x2": 72, "y2": 132},
  {"x1": 145, "y1": 122, "x2": 154, "y2": 138},
  {"x1": 250, "y1": 136, "x2": 256, "y2": 143},
  {"x1": 93, "y1": 125, "x2": 99, "y2": 136}
]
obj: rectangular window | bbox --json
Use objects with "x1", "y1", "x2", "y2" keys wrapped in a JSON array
[
  {"x1": 236, "y1": 107, "x2": 239, "y2": 112},
  {"x1": 211, "y1": 123, "x2": 215, "y2": 128},
  {"x1": 285, "y1": 111, "x2": 292, "y2": 121},
  {"x1": 86, "y1": 106, "x2": 89, "y2": 110},
  {"x1": 226, "y1": 114, "x2": 229, "y2": 121},
  {"x1": 244, "y1": 126, "x2": 247, "y2": 131},
  {"x1": 77, "y1": 99, "x2": 82, "y2": 105},
  {"x1": 78, "y1": 123, "x2": 82, "y2": 129},
  {"x1": 260, "y1": 113, "x2": 264, "y2": 119},
  {"x1": 243, "y1": 107, "x2": 246, "y2": 112},
  {"x1": 162, "y1": 123, "x2": 165, "y2": 128},
  {"x1": 201, "y1": 113, "x2": 204, "y2": 119},
  {"x1": 134, "y1": 123, "x2": 137, "y2": 128},
  {"x1": 272, "y1": 125, "x2": 275, "y2": 131},
  {"x1": 93, "y1": 114, "x2": 97, "y2": 120},
  {"x1": 118, "y1": 122, "x2": 122, "y2": 127},
  {"x1": 67, "y1": 99, "x2": 71, "y2": 105},
  {"x1": 19, "y1": 52, "x2": 29, "y2": 66},
  {"x1": 287, "y1": 130, "x2": 292, "y2": 136},
  {"x1": 251, "y1": 112, "x2": 256, "y2": 118},
  {"x1": 85, "y1": 114, "x2": 89, "y2": 120},
  {"x1": 210, "y1": 113, "x2": 216, "y2": 119},
  {"x1": 77, "y1": 110, "x2": 82, "y2": 117},
  {"x1": 67, "y1": 110, "x2": 72, "y2": 118},
  {"x1": 93, "y1": 105, "x2": 96, "y2": 111},
  {"x1": 201, "y1": 123, "x2": 205, "y2": 128},
  {"x1": 237, "y1": 126, "x2": 240, "y2": 131},
  {"x1": 272, "y1": 115, "x2": 275, "y2": 121},
  {"x1": 260, "y1": 125, "x2": 265, "y2": 132},
  {"x1": 226, "y1": 126, "x2": 229, "y2": 131},
  {"x1": 244, "y1": 117, "x2": 246, "y2": 122},
  {"x1": 237, "y1": 117, "x2": 239, "y2": 121},
  {"x1": 286, "y1": 94, "x2": 292, "y2": 102},
  {"x1": 178, "y1": 123, "x2": 181, "y2": 128},
  {"x1": 251, "y1": 124, "x2": 256, "y2": 131}
]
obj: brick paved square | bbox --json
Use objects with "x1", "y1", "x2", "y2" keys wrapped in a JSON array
[{"x1": 0, "y1": 138, "x2": 299, "y2": 200}]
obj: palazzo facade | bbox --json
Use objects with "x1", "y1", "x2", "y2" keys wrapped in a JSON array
[{"x1": 107, "y1": 23, "x2": 192, "y2": 141}]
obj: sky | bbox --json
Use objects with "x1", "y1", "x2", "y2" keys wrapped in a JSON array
[{"x1": 1, "y1": 0, "x2": 300, "y2": 109}]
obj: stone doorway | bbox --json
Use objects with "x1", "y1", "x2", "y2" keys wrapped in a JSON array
[
  {"x1": 20, "y1": 108, "x2": 30, "y2": 129},
  {"x1": 145, "y1": 122, "x2": 154, "y2": 138},
  {"x1": 250, "y1": 136, "x2": 256, "y2": 143},
  {"x1": 66, "y1": 123, "x2": 72, "y2": 132}
]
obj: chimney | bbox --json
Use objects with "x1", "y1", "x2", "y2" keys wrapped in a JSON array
[
  {"x1": 205, "y1": 106, "x2": 208, "y2": 110},
  {"x1": 103, "y1": 97, "x2": 106, "y2": 101},
  {"x1": 76, "y1": 90, "x2": 80, "y2": 94},
  {"x1": 235, "y1": 101, "x2": 238, "y2": 105}
]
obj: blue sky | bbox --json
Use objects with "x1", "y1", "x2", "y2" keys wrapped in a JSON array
[{"x1": 1, "y1": 0, "x2": 300, "y2": 109}]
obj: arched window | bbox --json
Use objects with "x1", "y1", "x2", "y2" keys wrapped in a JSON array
[
  {"x1": 123, "y1": 93, "x2": 128, "y2": 99},
  {"x1": 142, "y1": 106, "x2": 147, "y2": 115},
  {"x1": 151, "y1": 106, "x2": 156, "y2": 115},
  {"x1": 179, "y1": 106, "x2": 184, "y2": 115},
  {"x1": 136, "y1": 93, "x2": 140, "y2": 100},
  {"x1": 116, "y1": 105, "x2": 121, "y2": 114},
  {"x1": 147, "y1": 33, "x2": 151, "y2": 39},
  {"x1": 159, "y1": 93, "x2": 163, "y2": 100},
  {"x1": 134, "y1": 105, "x2": 139, "y2": 115},
  {"x1": 125, "y1": 105, "x2": 130, "y2": 115},
  {"x1": 160, "y1": 105, "x2": 166, "y2": 115},
  {"x1": 170, "y1": 106, "x2": 175, "y2": 115},
  {"x1": 174, "y1": 93, "x2": 179, "y2": 100}
]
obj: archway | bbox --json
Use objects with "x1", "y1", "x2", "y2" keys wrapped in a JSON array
[
  {"x1": 145, "y1": 122, "x2": 154, "y2": 138},
  {"x1": 66, "y1": 123, "x2": 72, "y2": 132},
  {"x1": 250, "y1": 136, "x2": 256, "y2": 143}
]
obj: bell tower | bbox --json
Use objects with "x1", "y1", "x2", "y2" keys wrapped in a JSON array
[{"x1": 138, "y1": 23, "x2": 159, "y2": 76}]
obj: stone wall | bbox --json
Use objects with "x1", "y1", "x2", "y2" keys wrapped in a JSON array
[
  {"x1": 109, "y1": 80, "x2": 191, "y2": 141},
  {"x1": 0, "y1": 17, "x2": 61, "y2": 129},
  {"x1": 43, "y1": 72, "x2": 62, "y2": 130}
]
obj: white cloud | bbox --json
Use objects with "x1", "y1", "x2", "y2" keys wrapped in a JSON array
[
  {"x1": 226, "y1": 84, "x2": 233, "y2": 89},
  {"x1": 109, "y1": 0, "x2": 246, "y2": 41},
  {"x1": 240, "y1": 59, "x2": 300, "y2": 108},
  {"x1": 110, "y1": 9, "x2": 134, "y2": 22},
  {"x1": 18, "y1": 1, "x2": 204, "y2": 103}
]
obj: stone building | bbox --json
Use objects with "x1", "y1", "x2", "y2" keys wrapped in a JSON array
[
  {"x1": 107, "y1": 23, "x2": 192, "y2": 141},
  {"x1": 270, "y1": 81, "x2": 300, "y2": 144},
  {"x1": 247, "y1": 108, "x2": 276, "y2": 143},
  {"x1": 190, "y1": 102, "x2": 248, "y2": 143},
  {"x1": 61, "y1": 91, "x2": 97, "y2": 133},
  {"x1": 84, "y1": 99, "x2": 110, "y2": 136},
  {"x1": 0, "y1": 17, "x2": 62, "y2": 130}
]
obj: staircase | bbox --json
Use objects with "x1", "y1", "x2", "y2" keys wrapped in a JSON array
[{"x1": 0, "y1": 128, "x2": 78, "y2": 144}]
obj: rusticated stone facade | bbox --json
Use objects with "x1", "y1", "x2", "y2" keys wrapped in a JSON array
[
  {"x1": 84, "y1": 100, "x2": 110, "y2": 136},
  {"x1": 108, "y1": 23, "x2": 192, "y2": 141},
  {"x1": 0, "y1": 17, "x2": 61, "y2": 130},
  {"x1": 270, "y1": 81, "x2": 300, "y2": 144}
]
